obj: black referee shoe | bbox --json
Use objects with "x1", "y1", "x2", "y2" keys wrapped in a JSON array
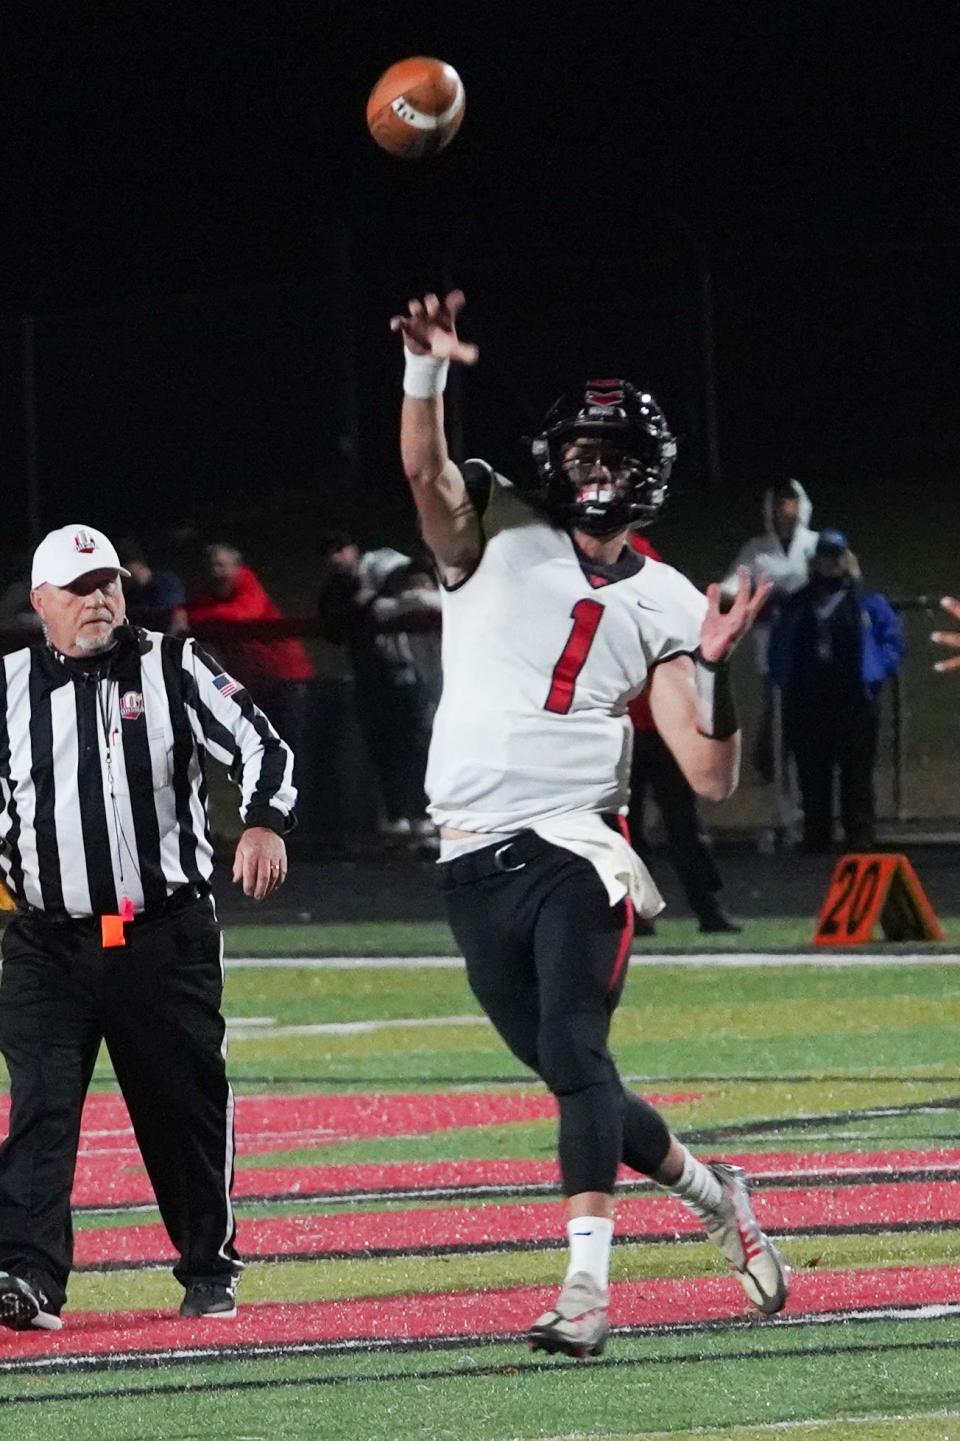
[
  {"x1": 179, "y1": 1281, "x2": 237, "y2": 1319},
  {"x1": 0, "y1": 1271, "x2": 63, "y2": 1331}
]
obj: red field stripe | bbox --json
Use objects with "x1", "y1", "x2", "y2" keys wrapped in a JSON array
[
  {"x1": 0, "y1": 1090, "x2": 700, "y2": 1157},
  {"x1": 2, "y1": 1266, "x2": 958, "y2": 1358},
  {"x1": 68, "y1": 1148, "x2": 960, "y2": 1210},
  {"x1": 724, "y1": 1150, "x2": 960, "y2": 1177},
  {"x1": 74, "y1": 1181, "x2": 960, "y2": 1266}
]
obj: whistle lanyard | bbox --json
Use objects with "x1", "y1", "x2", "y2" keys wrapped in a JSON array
[{"x1": 95, "y1": 677, "x2": 140, "y2": 899}]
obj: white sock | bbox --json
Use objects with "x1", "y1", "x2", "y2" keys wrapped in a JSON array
[
  {"x1": 564, "y1": 1216, "x2": 614, "y2": 1290},
  {"x1": 660, "y1": 1147, "x2": 724, "y2": 1224}
]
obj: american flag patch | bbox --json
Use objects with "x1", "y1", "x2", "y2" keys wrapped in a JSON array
[{"x1": 212, "y1": 672, "x2": 244, "y2": 699}]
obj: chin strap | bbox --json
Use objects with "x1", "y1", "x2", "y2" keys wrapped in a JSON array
[{"x1": 694, "y1": 651, "x2": 739, "y2": 740}]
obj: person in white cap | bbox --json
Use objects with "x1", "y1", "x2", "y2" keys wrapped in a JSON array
[
  {"x1": 0, "y1": 523, "x2": 297, "y2": 1332},
  {"x1": 28, "y1": 523, "x2": 133, "y2": 655}
]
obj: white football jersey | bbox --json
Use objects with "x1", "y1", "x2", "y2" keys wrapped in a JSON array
[{"x1": 427, "y1": 465, "x2": 707, "y2": 832}]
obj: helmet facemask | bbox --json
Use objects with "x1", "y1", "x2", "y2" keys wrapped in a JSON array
[{"x1": 527, "y1": 380, "x2": 675, "y2": 536}]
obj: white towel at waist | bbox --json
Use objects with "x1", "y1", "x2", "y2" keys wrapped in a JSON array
[{"x1": 531, "y1": 813, "x2": 664, "y2": 919}]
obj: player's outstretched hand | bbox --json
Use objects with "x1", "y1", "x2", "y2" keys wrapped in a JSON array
[
  {"x1": 389, "y1": 289, "x2": 479, "y2": 365},
  {"x1": 699, "y1": 566, "x2": 773, "y2": 664},
  {"x1": 931, "y1": 596, "x2": 960, "y2": 673}
]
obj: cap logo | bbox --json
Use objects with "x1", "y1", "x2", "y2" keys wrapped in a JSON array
[
  {"x1": 119, "y1": 691, "x2": 144, "y2": 721},
  {"x1": 74, "y1": 529, "x2": 98, "y2": 555}
]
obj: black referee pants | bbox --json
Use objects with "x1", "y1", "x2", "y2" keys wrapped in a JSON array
[
  {"x1": 440, "y1": 836, "x2": 672, "y2": 1196},
  {"x1": 0, "y1": 896, "x2": 239, "y2": 1311}
]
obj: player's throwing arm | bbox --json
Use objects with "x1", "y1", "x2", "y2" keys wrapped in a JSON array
[{"x1": 390, "y1": 290, "x2": 481, "y2": 588}]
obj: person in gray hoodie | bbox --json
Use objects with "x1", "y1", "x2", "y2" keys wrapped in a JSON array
[{"x1": 723, "y1": 479, "x2": 819, "y2": 672}]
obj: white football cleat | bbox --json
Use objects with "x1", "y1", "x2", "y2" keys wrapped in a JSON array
[
  {"x1": 528, "y1": 1271, "x2": 610, "y2": 1357},
  {"x1": 704, "y1": 1163, "x2": 789, "y2": 1314}
]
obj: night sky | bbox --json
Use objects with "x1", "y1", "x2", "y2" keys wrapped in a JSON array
[{"x1": 1, "y1": 2, "x2": 957, "y2": 575}]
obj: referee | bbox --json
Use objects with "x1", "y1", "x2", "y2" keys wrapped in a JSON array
[{"x1": 0, "y1": 524, "x2": 297, "y2": 1331}]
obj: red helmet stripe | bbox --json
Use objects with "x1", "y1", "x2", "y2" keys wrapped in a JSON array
[{"x1": 585, "y1": 378, "x2": 626, "y2": 407}]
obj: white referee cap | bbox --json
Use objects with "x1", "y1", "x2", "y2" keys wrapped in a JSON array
[{"x1": 31, "y1": 525, "x2": 131, "y2": 588}]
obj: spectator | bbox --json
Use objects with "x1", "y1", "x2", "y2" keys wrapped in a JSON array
[
  {"x1": 115, "y1": 538, "x2": 188, "y2": 634},
  {"x1": 186, "y1": 544, "x2": 314, "y2": 763},
  {"x1": 768, "y1": 529, "x2": 905, "y2": 853},
  {"x1": 723, "y1": 479, "x2": 819, "y2": 626},
  {"x1": 627, "y1": 535, "x2": 740, "y2": 933},
  {"x1": 400, "y1": 556, "x2": 443, "y2": 721},
  {"x1": 316, "y1": 534, "x2": 439, "y2": 850},
  {"x1": 722, "y1": 479, "x2": 820, "y2": 849}
]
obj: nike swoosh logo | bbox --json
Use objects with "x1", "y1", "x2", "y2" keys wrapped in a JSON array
[{"x1": 635, "y1": 598, "x2": 664, "y2": 612}]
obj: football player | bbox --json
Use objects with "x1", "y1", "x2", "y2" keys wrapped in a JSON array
[{"x1": 390, "y1": 290, "x2": 788, "y2": 1357}]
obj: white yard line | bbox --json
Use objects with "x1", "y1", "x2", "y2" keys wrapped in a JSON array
[
  {"x1": 226, "y1": 956, "x2": 466, "y2": 969},
  {"x1": 225, "y1": 951, "x2": 960, "y2": 970},
  {"x1": 536, "y1": 1409, "x2": 960, "y2": 1440},
  {"x1": 226, "y1": 1013, "x2": 488, "y2": 1039}
]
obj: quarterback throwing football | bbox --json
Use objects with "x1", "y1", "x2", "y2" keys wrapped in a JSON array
[{"x1": 391, "y1": 290, "x2": 788, "y2": 1356}]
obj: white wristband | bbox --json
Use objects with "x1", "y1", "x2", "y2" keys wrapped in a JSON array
[{"x1": 403, "y1": 350, "x2": 449, "y2": 399}]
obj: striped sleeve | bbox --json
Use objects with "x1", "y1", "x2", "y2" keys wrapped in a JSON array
[
  {"x1": 0, "y1": 660, "x2": 14, "y2": 898},
  {"x1": 179, "y1": 639, "x2": 297, "y2": 834}
]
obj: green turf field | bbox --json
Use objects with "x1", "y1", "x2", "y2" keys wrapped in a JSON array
[
  {"x1": 2, "y1": 925, "x2": 959, "y2": 1441},
  {"x1": 220, "y1": 915, "x2": 957, "y2": 956}
]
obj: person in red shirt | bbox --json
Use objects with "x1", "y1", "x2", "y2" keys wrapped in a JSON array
[
  {"x1": 187, "y1": 544, "x2": 314, "y2": 769},
  {"x1": 627, "y1": 534, "x2": 740, "y2": 933}
]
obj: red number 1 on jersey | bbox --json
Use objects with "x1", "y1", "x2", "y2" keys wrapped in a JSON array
[{"x1": 544, "y1": 599, "x2": 605, "y2": 714}]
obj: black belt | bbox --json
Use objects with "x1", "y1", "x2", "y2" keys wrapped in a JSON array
[
  {"x1": 439, "y1": 831, "x2": 553, "y2": 887},
  {"x1": 20, "y1": 883, "x2": 210, "y2": 929}
]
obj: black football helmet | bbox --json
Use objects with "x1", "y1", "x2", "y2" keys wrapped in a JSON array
[{"x1": 527, "y1": 379, "x2": 676, "y2": 535}]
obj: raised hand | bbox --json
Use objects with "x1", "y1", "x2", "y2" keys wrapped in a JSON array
[
  {"x1": 699, "y1": 566, "x2": 773, "y2": 664},
  {"x1": 389, "y1": 289, "x2": 479, "y2": 365},
  {"x1": 931, "y1": 596, "x2": 960, "y2": 674}
]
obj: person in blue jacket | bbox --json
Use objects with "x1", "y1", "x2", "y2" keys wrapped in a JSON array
[{"x1": 768, "y1": 529, "x2": 905, "y2": 853}]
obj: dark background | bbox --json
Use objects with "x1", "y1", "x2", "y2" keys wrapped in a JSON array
[{"x1": 1, "y1": 1, "x2": 957, "y2": 594}]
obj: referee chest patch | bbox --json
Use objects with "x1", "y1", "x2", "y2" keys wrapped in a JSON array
[{"x1": 120, "y1": 691, "x2": 144, "y2": 721}]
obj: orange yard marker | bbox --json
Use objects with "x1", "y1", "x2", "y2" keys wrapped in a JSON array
[{"x1": 814, "y1": 853, "x2": 944, "y2": 946}]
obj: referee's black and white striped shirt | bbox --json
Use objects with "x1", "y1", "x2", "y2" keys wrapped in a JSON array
[{"x1": 0, "y1": 625, "x2": 296, "y2": 917}]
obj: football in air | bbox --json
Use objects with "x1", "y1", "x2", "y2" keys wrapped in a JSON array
[{"x1": 366, "y1": 56, "x2": 465, "y2": 159}]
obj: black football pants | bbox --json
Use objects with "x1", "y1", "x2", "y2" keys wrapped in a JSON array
[
  {"x1": 440, "y1": 836, "x2": 671, "y2": 1196},
  {"x1": 0, "y1": 896, "x2": 239, "y2": 1311}
]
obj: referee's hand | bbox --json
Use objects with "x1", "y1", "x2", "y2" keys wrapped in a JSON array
[{"x1": 233, "y1": 828, "x2": 288, "y2": 900}]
